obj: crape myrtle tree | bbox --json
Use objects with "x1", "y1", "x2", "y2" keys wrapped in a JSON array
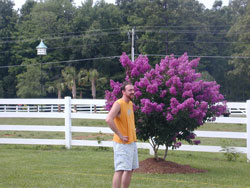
[{"x1": 105, "y1": 52, "x2": 226, "y2": 160}]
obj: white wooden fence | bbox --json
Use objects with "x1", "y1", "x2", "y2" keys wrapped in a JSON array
[{"x1": 0, "y1": 97, "x2": 249, "y2": 162}]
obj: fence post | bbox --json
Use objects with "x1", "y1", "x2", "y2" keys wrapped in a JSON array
[
  {"x1": 247, "y1": 100, "x2": 250, "y2": 162},
  {"x1": 65, "y1": 97, "x2": 72, "y2": 149}
]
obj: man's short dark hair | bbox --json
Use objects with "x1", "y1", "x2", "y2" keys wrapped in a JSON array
[{"x1": 121, "y1": 81, "x2": 132, "y2": 91}]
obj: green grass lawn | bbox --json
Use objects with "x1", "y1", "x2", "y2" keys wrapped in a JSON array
[
  {"x1": 0, "y1": 118, "x2": 107, "y2": 126},
  {"x1": 0, "y1": 145, "x2": 250, "y2": 188},
  {"x1": 0, "y1": 118, "x2": 249, "y2": 187},
  {"x1": 0, "y1": 118, "x2": 246, "y2": 131}
]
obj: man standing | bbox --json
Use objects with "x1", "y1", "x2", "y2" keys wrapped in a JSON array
[{"x1": 106, "y1": 81, "x2": 139, "y2": 188}]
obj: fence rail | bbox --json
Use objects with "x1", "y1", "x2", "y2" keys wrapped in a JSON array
[
  {"x1": 0, "y1": 98, "x2": 107, "y2": 113},
  {"x1": 0, "y1": 97, "x2": 249, "y2": 162},
  {"x1": 0, "y1": 100, "x2": 246, "y2": 115}
]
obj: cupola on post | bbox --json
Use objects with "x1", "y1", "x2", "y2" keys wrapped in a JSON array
[
  {"x1": 36, "y1": 39, "x2": 48, "y2": 97},
  {"x1": 36, "y1": 39, "x2": 47, "y2": 55}
]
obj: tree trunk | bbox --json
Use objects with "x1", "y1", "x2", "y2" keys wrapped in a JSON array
[
  {"x1": 91, "y1": 79, "x2": 96, "y2": 99},
  {"x1": 154, "y1": 145, "x2": 159, "y2": 161},
  {"x1": 149, "y1": 137, "x2": 159, "y2": 161},
  {"x1": 163, "y1": 145, "x2": 169, "y2": 160},
  {"x1": 72, "y1": 81, "x2": 77, "y2": 112},
  {"x1": 57, "y1": 89, "x2": 62, "y2": 112},
  {"x1": 80, "y1": 91, "x2": 83, "y2": 99},
  {"x1": 92, "y1": 79, "x2": 97, "y2": 113}
]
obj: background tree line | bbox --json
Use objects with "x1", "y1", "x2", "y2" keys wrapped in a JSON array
[{"x1": 0, "y1": 0, "x2": 249, "y2": 101}]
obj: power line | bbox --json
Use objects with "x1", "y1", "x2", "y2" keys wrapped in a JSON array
[
  {"x1": 0, "y1": 56, "x2": 121, "y2": 69},
  {"x1": 49, "y1": 40, "x2": 128, "y2": 50},
  {"x1": 2, "y1": 37, "x2": 249, "y2": 54},
  {"x1": 0, "y1": 30, "x2": 128, "y2": 44},
  {"x1": 135, "y1": 29, "x2": 249, "y2": 35},
  {"x1": 0, "y1": 25, "x2": 219, "y2": 40},
  {"x1": 1, "y1": 27, "x2": 249, "y2": 44},
  {"x1": 1, "y1": 53, "x2": 250, "y2": 70},
  {"x1": 0, "y1": 30, "x2": 248, "y2": 51},
  {"x1": 138, "y1": 54, "x2": 250, "y2": 59},
  {"x1": 136, "y1": 39, "x2": 249, "y2": 45},
  {"x1": 0, "y1": 27, "x2": 125, "y2": 40},
  {"x1": 2, "y1": 24, "x2": 250, "y2": 41},
  {"x1": 136, "y1": 25, "x2": 250, "y2": 29},
  {"x1": 0, "y1": 40, "x2": 128, "y2": 54},
  {"x1": 2, "y1": 37, "x2": 248, "y2": 54}
]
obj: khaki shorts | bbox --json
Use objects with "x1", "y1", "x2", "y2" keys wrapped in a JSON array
[{"x1": 113, "y1": 142, "x2": 139, "y2": 171}]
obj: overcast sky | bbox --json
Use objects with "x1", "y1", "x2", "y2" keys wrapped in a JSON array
[{"x1": 13, "y1": 0, "x2": 230, "y2": 10}]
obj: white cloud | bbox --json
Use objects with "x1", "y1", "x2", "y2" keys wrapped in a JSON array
[{"x1": 198, "y1": 0, "x2": 229, "y2": 9}]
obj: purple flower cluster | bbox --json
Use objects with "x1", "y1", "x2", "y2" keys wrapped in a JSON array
[
  {"x1": 131, "y1": 55, "x2": 151, "y2": 77},
  {"x1": 105, "y1": 53, "x2": 151, "y2": 110},
  {"x1": 105, "y1": 80, "x2": 122, "y2": 111},
  {"x1": 120, "y1": 52, "x2": 133, "y2": 69},
  {"x1": 106, "y1": 52, "x2": 226, "y2": 123},
  {"x1": 173, "y1": 142, "x2": 182, "y2": 149},
  {"x1": 187, "y1": 133, "x2": 196, "y2": 140},
  {"x1": 120, "y1": 52, "x2": 151, "y2": 80},
  {"x1": 193, "y1": 140, "x2": 201, "y2": 145},
  {"x1": 140, "y1": 99, "x2": 164, "y2": 114},
  {"x1": 133, "y1": 53, "x2": 225, "y2": 124}
]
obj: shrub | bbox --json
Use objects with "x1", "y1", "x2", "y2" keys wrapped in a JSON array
[{"x1": 106, "y1": 53, "x2": 226, "y2": 160}]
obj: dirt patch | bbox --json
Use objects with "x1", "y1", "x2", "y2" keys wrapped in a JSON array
[
  {"x1": 73, "y1": 133, "x2": 112, "y2": 140},
  {"x1": 135, "y1": 158, "x2": 207, "y2": 174},
  {"x1": 73, "y1": 135, "x2": 98, "y2": 140},
  {"x1": 3, "y1": 134, "x2": 15, "y2": 137}
]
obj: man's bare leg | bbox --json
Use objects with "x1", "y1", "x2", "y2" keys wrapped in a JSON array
[
  {"x1": 121, "y1": 170, "x2": 133, "y2": 188},
  {"x1": 112, "y1": 171, "x2": 123, "y2": 188}
]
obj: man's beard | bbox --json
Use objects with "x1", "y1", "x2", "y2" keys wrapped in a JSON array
[{"x1": 127, "y1": 94, "x2": 134, "y2": 101}]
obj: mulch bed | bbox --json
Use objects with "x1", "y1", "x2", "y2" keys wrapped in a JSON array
[{"x1": 135, "y1": 158, "x2": 207, "y2": 174}]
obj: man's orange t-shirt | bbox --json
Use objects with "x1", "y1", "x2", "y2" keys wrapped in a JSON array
[{"x1": 113, "y1": 99, "x2": 137, "y2": 144}]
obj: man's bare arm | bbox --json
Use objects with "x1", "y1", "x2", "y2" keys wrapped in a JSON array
[{"x1": 105, "y1": 102, "x2": 128, "y2": 143}]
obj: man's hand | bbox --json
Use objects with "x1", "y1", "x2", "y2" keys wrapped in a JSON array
[{"x1": 119, "y1": 135, "x2": 128, "y2": 143}]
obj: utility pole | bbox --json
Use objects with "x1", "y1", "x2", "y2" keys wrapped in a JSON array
[
  {"x1": 131, "y1": 27, "x2": 135, "y2": 62},
  {"x1": 164, "y1": 0, "x2": 169, "y2": 55}
]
